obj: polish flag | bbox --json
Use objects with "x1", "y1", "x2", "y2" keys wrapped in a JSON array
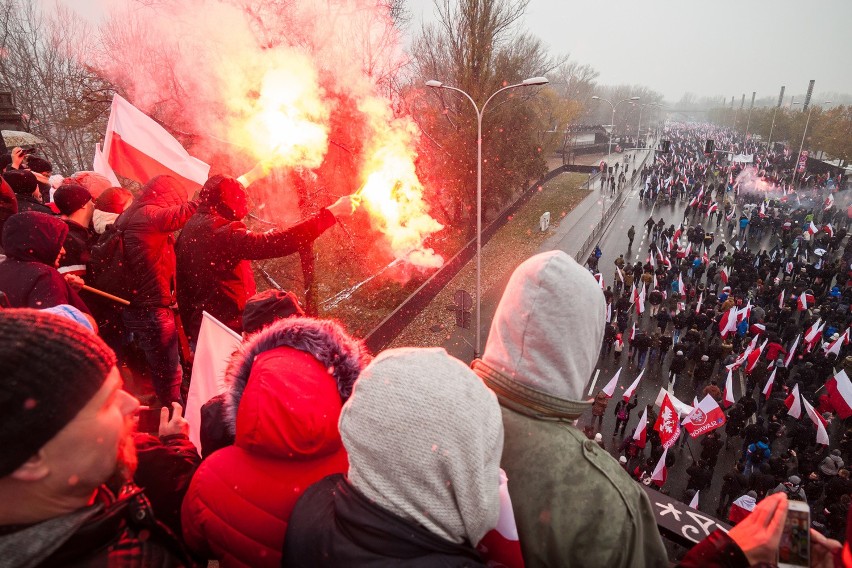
[
  {"x1": 729, "y1": 493, "x2": 757, "y2": 523},
  {"x1": 763, "y1": 368, "x2": 777, "y2": 400},
  {"x1": 746, "y1": 339, "x2": 768, "y2": 374},
  {"x1": 684, "y1": 242, "x2": 693, "y2": 258},
  {"x1": 102, "y1": 94, "x2": 210, "y2": 198},
  {"x1": 479, "y1": 469, "x2": 524, "y2": 567},
  {"x1": 759, "y1": 201, "x2": 766, "y2": 218},
  {"x1": 784, "y1": 334, "x2": 800, "y2": 367},
  {"x1": 826, "y1": 369, "x2": 852, "y2": 419},
  {"x1": 823, "y1": 224, "x2": 834, "y2": 238},
  {"x1": 722, "y1": 369, "x2": 736, "y2": 408},
  {"x1": 807, "y1": 221, "x2": 819, "y2": 235},
  {"x1": 654, "y1": 393, "x2": 681, "y2": 448},
  {"x1": 689, "y1": 490, "x2": 700, "y2": 509},
  {"x1": 662, "y1": 255, "x2": 672, "y2": 270},
  {"x1": 797, "y1": 293, "x2": 814, "y2": 311},
  {"x1": 695, "y1": 293, "x2": 703, "y2": 314},
  {"x1": 719, "y1": 267, "x2": 729, "y2": 284},
  {"x1": 606, "y1": 302, "x2": 612, "y2": 323},
  {"x1": 630, "y1": 322, "x2": 637, "y2": 342},
  {"x1": 702, "y1": 251, "x2": 709, "y2": 265},
  {"x1": 678, "y1": 273, "x2": 685, "y2": 296},
  {"x1": 707, "y1": 202, "x2": 718, "y2": 218},
  {"x1": 805, "y1": 319, "x2": 824, "y2": 344},
  {"x1": 623, "y1": 369, "x2": 645, "y2": 402},
  {"x1": 651, "y1": 448, "x2": 668, "y2": 484},
  {"x1": 785, "y1": 384, "x2": 802, "y2": 419},
  {"x1": 749, "y1": 323, "x2": 766, "y2": 336},
  {"x1": 824, "y1": 193, "x2": 835, "y2": 211},
  {"x1": 633, "y1": 407, "x2": 648, "y2": 448},
  {"x1": 802, "y1": 398, "x2": 830, "y2": 445},
  {"x1": 92, "y1": 143, "x2": 122, "y2": 188},
  {"x1": 594, "y1": 273, "x2": 605, "y2": 289},
  {"x1": 778, "y1": 290, "x2": 785, "y2": 308},
  {"x1": 602, "y1": 368, "x2": 622, "y2": 397},
  {"x1": 673, "y1": 225, "x2": 683, "y2": 242},
  {"x1": 726, "y1": 205, "x2": 736, "y2": 221},
  {"x1": 824, "y1": 329, "x2": 848, "y2": 357},
  {"x1": 719, "y1": 306, "x2": 738, "y2": 338},
  {"x1": 636, "y1": 285, "x2": 646, "y2": 315},
  {"x1": 616, "y1": 266, "x2": 625, "y2": 283},
  {"x1": 667, "y1": 236, "x2": 675, "y2": 252},
  {"x1": 186, "y1": 311, "x2": 242, "y2": 451},
  {"x1": 653, "y1": 273, "x2": 658, "y2": 290},
  {"x1": 683, "y1": 394, "x2": 726, "y2": 438},
  {"x1": 737, "y1": 301, "x2": 752, "y2": 323},
  {"x1": 647, "y1": 253, "x2": 656, "y2": 268},
  {"x1": 805, "y1": 322, "x2": 826, "y2": 352}
]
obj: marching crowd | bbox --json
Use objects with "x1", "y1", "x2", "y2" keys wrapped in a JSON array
[{"x1": 0, "y1": 130, "x2": 848, "y2": 567}]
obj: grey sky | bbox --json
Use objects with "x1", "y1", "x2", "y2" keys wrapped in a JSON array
[{"x1": 410, "y1": 0, "x2": 852, "y2": 103}]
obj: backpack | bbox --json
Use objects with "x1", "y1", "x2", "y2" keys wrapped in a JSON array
[
  {"x1": 617, "y1": 405, "x2": 629, "y2": 421},
  {"x1": 88, "y1": 223, "x2": 134, "y2": 300}
]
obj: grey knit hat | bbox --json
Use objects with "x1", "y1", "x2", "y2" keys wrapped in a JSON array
[
  {"x1": 339, "y1": 347, "x2": 504, "y2": 545},
  {"x1": 0, "y1": 309, "x2": 116, "y2": 477}
]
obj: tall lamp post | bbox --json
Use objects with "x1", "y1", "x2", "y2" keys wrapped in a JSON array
[
  {"x1": 426, "y1": 76, "x2": 549, "y2": 358},
  {"x1": 635, "y1": 102, "x2": 660, "y2": 148},
  {"x1": 766, "y1": 104, "x2": 781, "y2": 152},
  {"x1": 592, "y1": 95, "x2": 640, "y2": 162},
  {"x1": 791, "y1": 100, "x2": 831, "y2": 187}
]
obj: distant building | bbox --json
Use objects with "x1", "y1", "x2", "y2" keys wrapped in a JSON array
[{"x1": 0, "y1": 89, "x2": 24, "y2": 154}]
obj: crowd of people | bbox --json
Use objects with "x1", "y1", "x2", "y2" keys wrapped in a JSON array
[
  {"x1": 0, "y1": 132, "x2": 849, "y2": 567},
  {"x1": 588, "y1": 123, "x2": 852, "y2": 556}
]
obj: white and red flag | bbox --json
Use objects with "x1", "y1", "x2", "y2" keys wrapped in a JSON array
[
  {"x1": 807, "y1": 221, "x2": 819, "y2": 235},
  {"x1": 602, "y1": 368, "x2": 622, "y2": 397},
  {"x1": 805, "y1": 319, "x2": 823, "y2": 344},
  {"x1": 785, "y1": 384, "x2": 802, "y2": 419},
  {"x1": 737, "y1": 301, "x2": 752, "y2": 323},
  {"x1": 633, "y1": 407, "x2": 648, "y2": 448},
  {"x1": 630, "y1": 322, "x2": 637, "y2": 342},
  {"x1": 695, "y1": 293, "x2": 703, "y2": 314},
  {"x1": 92, "y1": 142, "x2": 122, "y2": 189},
  {"x1": 682, "y1": 394, "x2": 726, "y2": 438},
  {"x1": 805, "y1": 322, "x2": 826, "y2": 352},
  {"x1": 797, "y1": 292, "x2": 814, "y2": 311},
  {"x1": 654, "y1": 393, "x2": 682, "y2": 448},
  {"x1": 824, "y1": 328, "x2": 849, "y2": 357},
  {"x1": 651, "y1": 448, "x2": 668, "y2": 485},
  {"x1": 778, "y1": 290, "x2": 785, "y2": 308},
  {"x1": 616, "y1": 266, "x2": 625, "y2": 283},
  {"x1": 825, "y1": 193, "x2": 835, "y2": 211},
  {"x1": 719, "y1": 306, "x2": 738, "y2": 338},
  {"x1": 102, "y1": 94, "x2": 210, "y2": 198},
  {"x1": 623, "y1": 368, "x2": 644, "y2": 402},
  {"x1": 722, "y1": 369, "x2": 736, "y2": 408},
  {"x1": 784, "y1": 334, "x2": 800, "y2": 367},
  {"x1": 827, "y1": 369, "x2": 852, "y2": 419},
  {"x1": 802, "y1": 398, "x2": 830, "y2": 445},
  {"x1": 823, "y1": 224, "x2": 834, "y2": 238},
  {"x1": 636, "y1": 285, "x2": 646, "y2": 315},
  {"x1": 707, "y1": 202, "x2": 718, "y2": 218},
  {"x1": 689, "y1": 490, "x2": 700, "y2": 509},
  {"x1": 729, "y1": 493, "x2": 757, "y2": 521},
  {"x1": 763, "y1": 368, "x2": 777, "y2": 401},
  {"x1": 678, "y1": 273, "x2": 685, "y2": 296},
  {"x1": 594, "y1": 273, "x2": 605, "y2": 289},
  {"x1": 745, "y1": 338, "x2": 768, "y2": 373},
  {"x1": 719, "y1": 267, "x2": 729, "y2": 284},
  {"x1": 749, "y1": 323, "x2": 766, "y2": 336}
]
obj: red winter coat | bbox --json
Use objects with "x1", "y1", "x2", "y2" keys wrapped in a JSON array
[{"x1": 181, "y1": 318, "x2": 367, "y2": 568}]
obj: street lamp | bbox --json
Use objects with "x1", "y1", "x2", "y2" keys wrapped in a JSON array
[
  {"x1": 791, "y1": 100, "x2": 831, "y2": 187},
  {"x1": 766, "y1": 103, "x2": 781, "y2": 152},
  {"x1": 426, "y1": 75, "x2": 549, "y2": 358},
  {"x1": 592, "y1": 95, "x2": 640, "y2": 160},
  {"x1": 635, "y1": 103, "x2": 660, "y2": 148}
]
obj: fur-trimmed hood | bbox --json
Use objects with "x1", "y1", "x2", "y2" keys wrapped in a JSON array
[{"x1": 224, "y1": 317, "x2": 370, "y2": 440}]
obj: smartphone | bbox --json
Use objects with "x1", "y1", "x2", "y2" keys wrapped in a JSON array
[
  {"x1": 778, "y1": 500, "x2": 810, "y2": 568},
  {"x1": 136, "y1": 406, "x2": 169, "y2": 434}
]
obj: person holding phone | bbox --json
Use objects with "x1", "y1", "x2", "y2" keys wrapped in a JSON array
[{"x1": 679, "y1": 493, "x2": 843, "y2": 567}]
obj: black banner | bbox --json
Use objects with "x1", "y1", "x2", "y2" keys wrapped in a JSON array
[{"x1": 641, "y1": 485, "x2": 730, "y2": 547}]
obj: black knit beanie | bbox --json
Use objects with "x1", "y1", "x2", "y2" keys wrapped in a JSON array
[{"x1": 0, "y1": 309, "x2": 116, "y2": 477}]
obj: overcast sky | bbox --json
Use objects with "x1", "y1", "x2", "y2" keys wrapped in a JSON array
[{"x1": 409, "y1": 0, "x2": 852, "y2": 103}]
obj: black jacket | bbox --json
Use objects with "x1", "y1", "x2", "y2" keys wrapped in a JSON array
[
  {"x1": 115, "y1": 176, "x2": 198, "y2": 308},
  {"x1": 175, "y1": 206, "x2": 335, "y2": 339},
  {"x1": 283, "y1": 474, "x2": 486, "y2": 567},
  {"x1": 0, "y1": 211, "x2": 90, "y2": 313}
]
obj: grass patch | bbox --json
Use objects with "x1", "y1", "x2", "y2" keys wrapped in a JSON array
[{"x1": 388, "y1": 172, "x2": 590, "y2": 349}]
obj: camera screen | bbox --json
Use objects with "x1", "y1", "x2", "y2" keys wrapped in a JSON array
[{"x1": 778, "y1": 508, "x2": 809, "y2": 567}]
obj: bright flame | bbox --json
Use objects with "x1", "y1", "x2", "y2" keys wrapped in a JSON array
[
  {"x1": 238, "y1": 59, "x2": 330, "y2": 168},
  {"x1": 357, "y1": 97, "x2": 444, "y2": 269}
]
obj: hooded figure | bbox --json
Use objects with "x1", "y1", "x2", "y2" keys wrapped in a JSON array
[
  {"x1": 0, "y1": 212, "x2": 90, "y2": 315},
  {"x1": 176, "y1": 174, "x2": 338, "y2": 342},
  {"x1": 181, "y1": 317, "x2": 368, "y2": 568},
  {"x1": 471, "y1": 250, "x2": 666, "y2": 567},
  {"x1": 283, "y1": 347, "x2": 504, "y2": 567},
  {"x1": 2, "y1": 170, "x2": 53, "y2": 215},
  {"x1": 115, "y1": 175, "x2": 198, "y2": 405}
]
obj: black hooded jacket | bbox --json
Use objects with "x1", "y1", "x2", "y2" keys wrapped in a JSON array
[
  {"x1": 175, "y1": 176, "x2": 335, "y2": 340},
  {"x1": 0, "y1": 211, "x2": 90, "y2": 313},
  {"x1": 115, "y1": 176, "x2": 198, "y2": 308},
  {"x1": 283, "y1": 474, "x2": 486, "y2": 567}
]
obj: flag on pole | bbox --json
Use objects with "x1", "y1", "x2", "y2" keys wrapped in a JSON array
[
  {"x1": 636, "y1": 284, "x2": 646, "y2": 315},
  {"x1": 784, "y1": 334, "x2": 800, "y2": 367},
  {"x1": 695, "y1": 293, "x2": 703, "y2": 314},
  {"x1": 92, "y1": 143, "x2": 122, "y2": 188},
  {"x1": 737, "y1": 301, "x2": 752, "y2": 323},
  {"x1": 102, "y1": 93, "x2": 211, "y2": 198},
  {"x1": 824, "y1": 193, "x2": 835, "y2": 211},
  {"x1": 719, "y1": 306, "x2": 738, "y2": 338},
  {"x1": 805, "y1": 322, "x2": 826, "y2": 352},
  {"x1": 654, "y1": 393, "x2": 681, "y2": 448},
  {"x1": 802, "y1": 398, "x2": 830, "y2": 445},
  {"x1": 651, "y1": 448, "x2": 668, "y2": 484},
  {"x1": 729, "y1": 493, "x2": 757, "y2": 522},
  {"x1": 623, "y1": 369, "x2": 645, "y2": 402},
  {"x1": 707, "y1": 202, "x2": 718, "y2": 218},
  {"x1": 630, "y1": 322, "x2": 637, "y2": 342},
  {"x1": 633, "y1": 407, "x2": 648, "y2": 448},
  {"x1": 682, "y1": 394, "x2": 726, "y2": 438},
  {"x1": 823, "y1": 223, "x2": 834, "y2": 238},
  {"x1": 763, "y1": 368, "x2": 777, "y2": 400},
  {"x1": 785, "y1": 384, "x2": 802, "y2": 419},
  {"x1": 185, "y1": 311, "x2": 242, "y2": 451},
  {"x1": 807, "y1": 221, "x2": 819, "y2": 235},
  {"x1": 824, "y1": 329, "x2": 849, "y2": 357},
  {"x1": 602, "y1": 368, "x2": 621, "y2": 397},
  {"x1": 797, "y1": 292, "x2": 814, "y2": 311},
  {"x1": 778, "y1": 289, "x2": 785, "y2": 308},
  {"x1": 594, "y1": 273, "x2": 604, "y2": 289},
  {"x1": 719, "y1": 266, "x2": 729, "y2": 284},
  {"x1": 826, "y1": 369, "x2": 852, "y2": 419},
  {"x1": 606, "y1": 302, "x2": 612, "y2": 323},
  {"x1": 746, "y1": 339, "x2": 768, "y2": 373},
  {"x1": 805, "y1": 319, "x2": 823, "y2": 344},
  {"x1": 678, "y1": 273, "x2": 685, "y2": 295},
  {"x1": 617, "y1": 266, "x2": 625, "y2": 283},
  {"x1": 722, "y1": 369, "x2": 736, "y2": 408},
  {"x1": 689, "y1": 490, "x2": 700, "y2": 509}
]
